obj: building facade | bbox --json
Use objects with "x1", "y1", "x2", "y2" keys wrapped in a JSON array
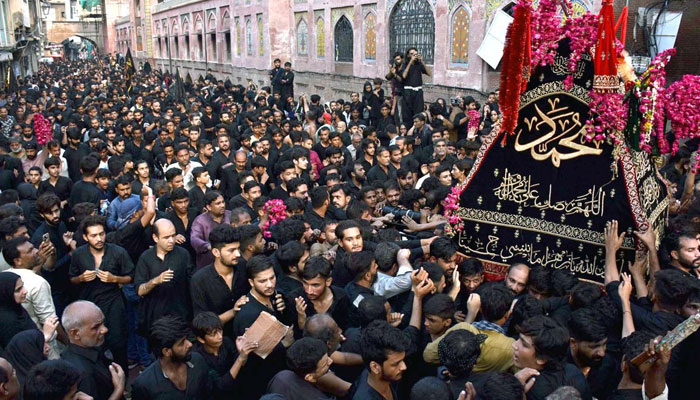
[{"x1": 110, "y1": 0, "x2": 699, "y2": 100}]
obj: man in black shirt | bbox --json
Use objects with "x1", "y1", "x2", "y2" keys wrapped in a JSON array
[
  {"x1": 135, "y1": 219, "x2": 194, "y2": 336},
  {"x1": 275, "y1": 241, "x2": 308, "y2": 295},
  {"x1": 399, "y1": 48, "x2": 430, "y2": 128},
  {"x1": 32, "y1": 192, "x2": 75, "y2": 315},
  {"x1": 233, "y1": 255, "x2": 293, "y2": 400},
  {"x1": 63, "y1": 127, "x2": 90, "y2": 182},
  {"x1": 290, "y1": 256, "x2": 352, "y2": 332},
  {"x1": 352, "y1": 320, "x2": 410, "y2": 400},
  {"x1": 512, "y1": 316, "x2": 592, "y2": 400},
  {"x1": 69, "y1": 216, "x2": 134, "y2": 372},
  {"x1": 567, "y1": 308, "x2": 620, "y2": 400},
  {"x1": 303, "y1": 186, "x2": 331, "y2": 231},
  {"x1": 68, "y1": 154, "x2": 103, "y2": 210},
  {"x1": 38, "y1": 156, "x2": 73, "y2": 204},
  {"x1": 61, "y1": 300, "x2": 126, "y2": 400},
  {"x1": 367, "y1": 147, "x2": 397, "y2": 185},
  {"x1": 131, "y1": 315, "x2": 213, "y2": 399},
  {"x1": 269, "y1": 161, "x2": 297, "y2": 200},
  {"x1": 190, "y1": 224, "x2": 250, "y2": 338},
  {"x1": 267, "y1": 337, "x2": 334, "y2": 400},
  {"x1": 162, "y1": 187, "x2": 198, "y2": 261}
]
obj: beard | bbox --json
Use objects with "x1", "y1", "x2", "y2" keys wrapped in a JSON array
[
  {"x1": 679, "y1": 256, "x2": 700, "y2": 270},
  {"x1": 172, "y1": 348, "x2": 192, "y2": 363}
]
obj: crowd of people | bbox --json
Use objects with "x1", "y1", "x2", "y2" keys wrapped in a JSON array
[{"x1": 0, "y1": 51, "x2": 696, "y2": 400}]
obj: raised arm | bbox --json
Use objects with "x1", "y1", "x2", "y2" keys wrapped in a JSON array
[{"x1": 604, "y1": 220, "x2": 625, "y2": 285}]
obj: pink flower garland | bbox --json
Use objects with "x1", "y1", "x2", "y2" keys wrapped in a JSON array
[
  {"x1": 665, "y1": 74, "x2": 700, "y2": 171},
  {"x1": 33, "y1": 113, "x2": 52, "y2": 146},
  {"x1": 467, "y1": 110, "x2": 481, "y2": 139},
  {"x1": 562, "y1": 12, "x2": 598, "y2": 89},
  {"x1": 443, "y1": 185, "x2": 465, "y2": 235},
  {"x1": 634, "y1": 49, "x2": 674, "y2": 154},
  {"x1": 259, "y1": 199, "x2": 287, "y2": 238},
  {"x1": 530, "y1": 0, "x2": 562, "y2": 69},
  {"x1": 586, "y1": 91, "x2": 627, "y2": 144}
]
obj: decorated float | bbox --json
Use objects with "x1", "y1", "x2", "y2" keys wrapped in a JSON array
[{"x1": 444, "y1": 0, "x2": 700, "y2": 283}]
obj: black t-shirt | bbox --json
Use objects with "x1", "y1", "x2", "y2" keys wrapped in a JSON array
[
  {"x1": 131, "y1": 352, "x2": 213, "y2": 400},
  {"x1": 190, "y1": 263, "x2": 250, "y2": 337},
  {"x1": 38, "y1": 176, "x2": 73, "y2": 201},
  {"x1": 69, "y1": 243, "x2": 135, "y2": 305},
  {"x1": 401, "y1": 61, "x2": 428, "y2": 87},
  {"x1": 134, "y1": 246, "x2": 193, "y2": 334}
]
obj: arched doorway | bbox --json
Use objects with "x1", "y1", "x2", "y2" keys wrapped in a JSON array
[
  {"x1": 389, "y1": 0, "x2": 435, "y2": 63},
  {"x1": 61, "y1": 35, "x2": 99, "y2": 61}
]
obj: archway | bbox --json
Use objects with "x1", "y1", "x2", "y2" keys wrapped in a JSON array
[{"x1": 61, "y1": 35, "x2": 99, "y2": 61}]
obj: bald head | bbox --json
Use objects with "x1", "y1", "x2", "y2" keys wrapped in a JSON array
[
  {"x1": 62, "y1": 301, "x2": 107, "y2": 347},
  {"x1": 153, "y1": 218, "x2": 177, "y2": 253},
  {"x1": 304, "y1": 314, "x2": 342, "y2": 354}
]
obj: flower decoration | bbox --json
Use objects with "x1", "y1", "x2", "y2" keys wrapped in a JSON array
[
  {"x1": 665, "y1": 74, "x2": 700, "y2": 171},
  {"x1": 467, "y1": 110, "x2": 481, "y2": 140},
  {"x1": 443, "y1": 185, "x2": 466, "y2": 235},
  {"x1": 585, "y1": 91, "x2": 627, "y2": 144},
  {"x1": 259, "y1": 199, "x2": 287, "y2": 238},
  {"x1": 33, "y1": 113, "x2": 52, "y2": 146}
]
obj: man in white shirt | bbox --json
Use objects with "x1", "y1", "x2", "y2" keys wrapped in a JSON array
[{"x1": 4, "y1": 236, "x2": 60, "y2": 357}]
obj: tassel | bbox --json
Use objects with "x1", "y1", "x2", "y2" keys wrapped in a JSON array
[
  {"x1": 615, "y1": 6, "x2": 628, "y2": 47},
  {"x1": 499, "y1": 0, "x2": 532, "y2": 136},
  {"x1": 593, "y1": 0, "x2": 619, "y2": 93}
]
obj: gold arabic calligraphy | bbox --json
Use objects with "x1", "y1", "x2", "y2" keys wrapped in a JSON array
[
  {"x1": 457, "y1": 233, "x2": 608, "y2": 278},
  {"x1": 515, "y1": 97, "x2": 603, "y2": 167},
  {"x1": 493, "y1": 168, "x2": 606, "y2": 217}
]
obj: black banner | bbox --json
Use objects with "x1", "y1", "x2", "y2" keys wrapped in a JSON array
[{"x1": 451, "y1": 40, "x2": 668, "y2": 283}]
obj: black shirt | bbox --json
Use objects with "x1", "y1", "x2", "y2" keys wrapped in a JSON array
[
  {"x1": 190, "y1": 263, "x2": 250, "y2": 337},
  {"x1": 269, "y1": 185, "x2": 290, "y2": 201},
  {"x1": 608, "y1": 388, "x2": 642, "y2": 400},
  {"x1": 69, "y1": 243, "x2": 135, "y2": 305},
  {"x1": 63, "y1": 144, "x2": 90, "y2": 182},
  {"x1": 267, "y1": 370, "x2": 333, "y2": 400},
  {"x1": 366, "y1": 164, "x2": 397, "y2": 185},
  {"x1": 232, "y1": 293, "x2": 291, "y2": 400},
  {"x1": 401, "y1": 61, "x2": 428, "y2": 87},
  {"x1": 526, "y1": 363, "x2": 592, "y2": 400},
  {"x1": 288, "y1": 285, "x2": 352, "y2": 332},
  {"x1": 131, "y1": 353, "x2": 213, "y2": 400},
  {"x1": 134, "y1": 246, "x2": 194, "y2": 335},
  {"x1": 276, "y1": 274, "x2": 303, "y2": 296},
  {"x1": 188, "y1": 185, "x2": 208, "y2": 214},
  {"x1": 352, "y1": 368, "x2": 398, "y2": 400},
  {"x1": 161, "y1": 208, "x2": 199, "y2": 261},
  {"x1": 61, "y1": 344, "x2": 117, "y2": 400},
  {"x1": 31, "y1": 221, "x2": 72, "y2": 306},
  {"x1": 192, "y1": 339, "x2": 240, "y2": 399},
  {"x1": 38, "y1": 176, "x2": 73, "y2": 201},
  {"x1": 69, "y1": 180, "x2": 102, "y2": 208},
  {"x1": 303, "y1": 207, "x2": 327, "y2": 231}
]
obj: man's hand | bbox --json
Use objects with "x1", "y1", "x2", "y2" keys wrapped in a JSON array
[
  {"x1": 294, "y1": 296, "x2": 307, "y2": 317},
  {"x1": 514, "y1": 368, "x2": 540, "y2": 393},
  {"x1": 232, "y1": 296, "x2": 249, "y2": 315},
  {"x1": 628, "y1": 253, "x2": 648, "y2": 278},
  {"x1": 388, "y1": 312, "x2": 404, "y2": 328},
  {"x1": 457, "y1": 382, "x2": 477, "y2": 400},
  {"x1": 397, "y1": 248, "x2": 411, "y2": 264},
  {"x1": 108, "y1": 363, "x2": 125, "y2": 394},
  {"x1": 273, "y1": 293, "x2": 286, "y2": 312},
  {"x1": 402, "y1": 216, "x2": 421, "y2": 232},
  {"x1": 410, "y1": 268, "x2": 428, "y2": 288},
  {"x1": 79, "y1": 270, "x2": 97, "y2": 283},
  {"x1": 633, "y1": 229, "x2": 656, "y2": 251},
  {"x1": 604, "y1": 220, "x2": 626, "y2": 253},
  {"x1": 174, "y1": 234, "x2": 186, "y2": 244},
  {"x1": 466, "y1": 293, "x2": 481, "y2": 316},
  {"x1": 454, "y1": 311, "x2": 466, "y2": 323},
  {"x1": 96, "y1": 270, "x2": 117, "y2": 283},
  {"x1": 63, "y1": 232, "x2": 77, "y2": 250},
  {"x1": 156, "y1": 269, "x2": 174, "y2": 285},
  {"x1": 414, "y1": 278, "x2": 434, "y2": 299},
  {"x1": 235, "y1": 335, "x2": 259, "y2": 361},
  {"x1": 618, "y1": 272, "x2": 633, "y2": 302}
]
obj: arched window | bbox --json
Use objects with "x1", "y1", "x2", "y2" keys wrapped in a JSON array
[
  {"x1": 316, "y1": 17, "x2": 325, "y2": 58},
  {"x1": 364, "y1": 13, "x2": 376, "y2": 61},
  {"x1": 245, "y1": 17, "x2": 252, "y2": 56},
  {"x1": 389, "y1": 0, "x2": 435, "y2": 63},
  {"x1": 451, "y1": 6, "x2": 470, "y2": 64},
  {"x1": 297, "y1": 19, "x2": 309, "y2": 55},
  {"x1": 334, "y1": 16, "x2": 353, "y2": 62}
]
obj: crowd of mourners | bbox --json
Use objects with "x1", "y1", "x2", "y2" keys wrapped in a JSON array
[{"x1": 0, "y1": 52, "x2": 697, "y2": 400}]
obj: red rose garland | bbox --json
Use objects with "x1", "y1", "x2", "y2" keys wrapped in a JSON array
[{"x1": 33, "y1": 113, "x2": 53, "y2": 146}]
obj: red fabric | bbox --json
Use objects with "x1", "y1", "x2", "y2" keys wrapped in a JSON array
[
  {"x1": 593, "y1": 0, "x2": 618, "y2": 92},
  {"x1": 498, "y1": 0, "x2": 532, "y2": 136},
  {"x1": 615, "y1": 6, "x2": 629, "y2": 47}
]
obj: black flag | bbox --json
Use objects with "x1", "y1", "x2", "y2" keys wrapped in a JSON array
[
  {"x1": 5, "y1": 67, "x2": 18, "y2": 94},
  {"x1": 125, "y1": 48, "x2": 135, "y2": 93},
  {"x1": 172, "y1": 68, "x2": 186, "y2": 104}
]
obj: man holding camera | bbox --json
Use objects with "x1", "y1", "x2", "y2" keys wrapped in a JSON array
[{"x1": 400, "y1": 48, "x2": 430, "y2": 128}]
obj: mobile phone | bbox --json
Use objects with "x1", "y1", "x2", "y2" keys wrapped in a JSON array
[
  {"x1": 42, "y1": 233, "x2": 50, "y2": 242},
  {"x1": 272, "y1": 290, "x2": 279, "y2": 311}
]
